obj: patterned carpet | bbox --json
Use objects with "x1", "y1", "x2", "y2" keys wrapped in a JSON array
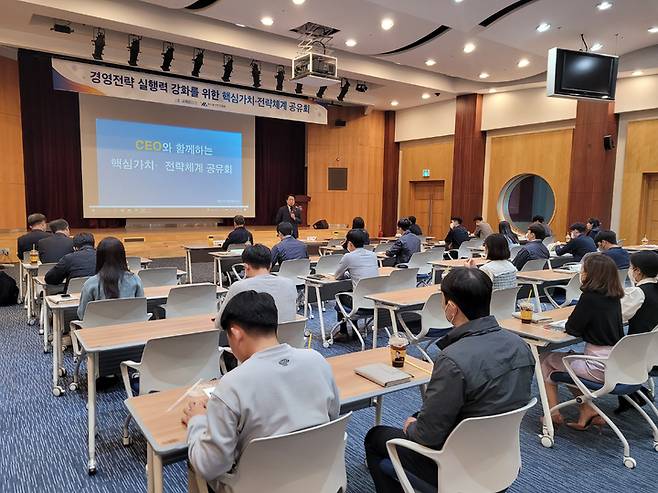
[{"x1": 0, "y1": 259, "x2": 657, "y2": 492}]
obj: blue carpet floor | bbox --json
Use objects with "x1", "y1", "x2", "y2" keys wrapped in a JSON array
[{"x1": 1, "y1": 259, "x2": 657, "y2": 492}]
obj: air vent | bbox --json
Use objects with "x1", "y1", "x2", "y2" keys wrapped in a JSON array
[
  {"x1": 479, "y1": 0, "x2": 539, "y2": 27},
  {"x1": 290, "y1": 22, "x2": 340, "y2": 37}
]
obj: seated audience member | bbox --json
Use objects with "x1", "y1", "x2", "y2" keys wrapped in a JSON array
[
  {"x1": 333, "y1": 229, "x2": 379, "y2": 342},
  {"x1": 37, "y1": 219, "x2": 74, "y2": 263},
  {"x1": 270, "y1": 222, "x2": 308, "y2": 268},
  {"x1": 594, "y1": 230, "x2": 630, "y2": 269},
  {"x1": 444, "y1": 216, "x2": 470, "y2": 251},
  {"x1": 342, "y1": 216, "x2": 370, "y2": 250},
  {"x1": 512, "y1": 224, "x2": 550, "y2": 271},
  {"x1": 622, "y1": 251, "x2": 658, "y2": 335},
  {"x1": 540, "y1": 253, "x2": 624, "y2": 429},
  {"x1": 364, "y1": 268, "x2": 534, "y2": 492},
  {"x1": 385, "y1": 218, "x2": 421, "y2": 265},
  {"x1": 17, "y1": 213, "x2": 50, "y2": 261},
  {"x1": 408, "y1": 216, "x2": 423, "y2": 236},
  {"x1": 44, "y1": 233, "x2": 96, "y2": 290},
  {"x1": 77, "y1": 237, "x2": 144, "y2": 319},
  {"x1": 473, "y1": 216, "x2": 493, "y2": 239},
  {"x1": 532, "y1": 215, "x2": 553, "y2": 238},
  {"x1": 498, "y1": 220, "x2": 519, "y2": 245},
  {"x1": 555, "y1": 223, "x2": 598, "y2": 262},
  {"x1": 586, "y1": 217, "x2": 601, "y2": 239},
  {"x1": 185, "y1": 291, "x2": 340, "y2": 493},
  {"x1": 220, "y1": 215, "x2": 254, "y2": 251},
  {"x1": 469, "y1": 233, "x2": 517, "y2": 291}
]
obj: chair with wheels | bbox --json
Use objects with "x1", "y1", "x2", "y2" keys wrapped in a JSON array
[
  {"x1": 489, "y1": 286, "x2": 521, "y2": 321},
  {"x1": 137, "y1": 267, "x2": 178, "y2": 288},
  {"x1": 543, "y1": 236, "x2": 556, "y2": 246},
  {"x1": 66, "y1": 276, "x2": 91, "y2": 294},
  {"x1": 399, "y1": 252, "x2": 434, "y2": 286},
  {"x1": 544, "y1": 273, "x2": 581, "y2": 308},
  {"x1": 519, "y1": 259, "x2": 548, "y2": 272},
  {"x1": 374, "y1": 242, "x2": 391, "y2": 254},
  {"x1": 387, "y1": 268, "x2": 420, "y2": 291},
  {"x1": 617, "y1": 268, "x2": 629, "y2": 287},
  {"x1": 508, "y1": 245, "x2": 523, "y2": 262},
  {"x1": 276, "y1": 318, "x2": 307, "y2": 348},
  {"x1": 275, "y1": 259, "x2": 311, "y2": 288},
  {"x1": 126, "y1": 256, "x2": 142, "y2": 273},
  {"x1": 314, "y1": 254, "x2": 344, "y2": 276},
  {"x1": 397, "y1": 292, "x2": 452, "y2": 362},
  {"x1": 160, "y1": 283, "x2": 218, "y2": 318},
  {"x1": 228, "y1": 243, "x2": 247, "y2": 252}
]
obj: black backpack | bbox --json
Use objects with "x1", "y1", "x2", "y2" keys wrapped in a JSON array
[{"x1": 0, "y1": 271, "x2": 19, "y2": 306}]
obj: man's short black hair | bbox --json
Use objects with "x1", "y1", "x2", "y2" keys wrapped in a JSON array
[
  {"x1": 277, "y1": 222, "x2": 293, "y2": 236},
  {"x1": 27, "y1": 213, "x2": 46, "y2": 227},
  {"x1": 532, "y1": 215, "x2": 545, "y2": 223},
  {"x1": 73, "y1": 232, "x2": 95, "y2": 249},
  {"x1": 588, "y1": 217, "x2": 601, "y2": 228},
  {"x1": 569, "y1": 223, "x2": 587, "y2": 233},
  {"x1": 527, "y1": 224, "x2": 546, "y2": 240},
  {"x1": 484, "y1": 234, "x2": 511, "y2": 261},
  {"x1": 49, "y1": 219, "x2": 69, "y2": 233},
  {"x1": 594, "y1": 230, "x2": 617, "y2": 245},
  {"x1": 241, "y1": 244, "x2": 272, "y2": 269},
  {"x1": 220, "y1": 290, "x2": 278, "y2": 336},
  {"x1": 233, "y1": 215, "x2": 245, "y2": 226},
  {"x1": 473, "y1": 215, "x2": 483, "y2": 222},
  {"x1": 441, "y1": 267, "x2": 492, "y2": 320},
  {"x1": 397, "y1": 218, "x2": 411, "y2": 231},
  {"x1": 352, "y1": 216, "x2": 365, "y2": 229},
  {"x1": 450, "y1": 216, "x2": 463, "y2": 224},
  {"x1": 408, "y1": 216, "x2": 417, "y2": 224},
  {"x1": 630, "y1": 251, "x2": 658, "y2": 278},
  {"x1": 287, "y1": 194, "x2": 295, "y2": 200},
  {"x1": 346, "y1": 229, "x2": 367, "y2": 249}
]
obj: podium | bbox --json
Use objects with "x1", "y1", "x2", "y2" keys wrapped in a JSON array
[{"x1": 294, "y1": 195, "x2": 311, "y2": 227}]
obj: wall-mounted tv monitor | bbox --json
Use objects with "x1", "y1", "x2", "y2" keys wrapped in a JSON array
[{"x1": 547, "y1": 47, "x2": 619, "y2": 101}]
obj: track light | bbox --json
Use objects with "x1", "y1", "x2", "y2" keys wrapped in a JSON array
[
  {"x1": 161, "y1": 43, "x2": 174, "y2": 71},
  {"x1": 191, "y1": 49, "x2": 204, "y2": 77},
  {"x1": 251, "y1": 61, "x2": 261, "y2": 88},
  {"x1": 295, "y1": 83, "x2": 303, "y2": 94},
  {"x1": 128, "y1": 35, "x2": 141, "y2": 67},
  {"x1": 275, "y1": 65, "x2": 285, "y2": 91},
  {"x1": 316, "y1": 86, "x2": 327, "y2": 98},
  {"x1": 221, "y1": 55, "x2": 233, "y2": 82},
  {"x1": 92, "y1": 29, "x2": 105, "y2": 60},
  {"x1": 355, "y1": 81, "x2": 368, "y2": 93},
  {"x1": 337, "y1": 79, "x2": 350, "y2": 101}
]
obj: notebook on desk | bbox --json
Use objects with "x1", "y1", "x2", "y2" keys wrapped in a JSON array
[
  {"x1": 355, "y1": 363, "x2": 412, "y2": 387},
  {"x1": 512, "y1": 311, "x2": 553, "y2": 323},
  {"x1": 49, "y1": 294, "x2": 79, "y2": 304}
]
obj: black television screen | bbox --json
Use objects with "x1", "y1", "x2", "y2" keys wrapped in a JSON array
[{"x1": 547, "y1": 48, "x2": 619, "y2": 101}]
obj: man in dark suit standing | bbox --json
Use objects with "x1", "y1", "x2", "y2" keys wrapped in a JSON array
[
  {"x1": 17, "y1": 213, "x2": 51, "y2": 261},
  {"x1": 37, "y1": 219, "x2": 74, "y2": 263},
  {"x1": 44, "y1": 233, "x2": 96, "y2": 291},
  {"x1": 274, "y1": 195, "x2": 302, "y2": 239}
]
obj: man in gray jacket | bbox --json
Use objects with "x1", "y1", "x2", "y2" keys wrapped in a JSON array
[
  {"x1": 385, "y1": 218, "x2": 421, "y2": 265},
  {"x1": 364, "y1": 267, "x2": 535, "y2": 492}
]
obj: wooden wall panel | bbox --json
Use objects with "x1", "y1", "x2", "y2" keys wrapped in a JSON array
[
  {"x1": 486, "y1": 129, "x2": 573, "y2": 237},
  {"x1": 381, "y1": 111, "x2": 400, "y2": 235},
  {"x1": 0, "y1": 55, "x2": 26, "y2": 231},
  {"x1": 620, "y1": 119, "x2": 658, "y2": 244},
  {"x1": 307, "y1": 106, "x2": 384, "y2": 232}
]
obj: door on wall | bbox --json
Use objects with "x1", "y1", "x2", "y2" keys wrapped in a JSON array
[
  {"x1": 409, "y1": 181, "x2": 445, "y2": 238},
  {"x1": 641, "y1": 173, "x2": 658, "y2": 243}
]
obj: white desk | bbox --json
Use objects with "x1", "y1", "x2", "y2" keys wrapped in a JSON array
[
  {"x1": 182, "y1": 244, "x2": 224, "y2": 284},
  {"x1": 516, "y1": 270, "x2": 576, "y2": 312}
]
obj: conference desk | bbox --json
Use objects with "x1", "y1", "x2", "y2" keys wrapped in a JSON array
[
  {"x1": 499, "y1": 306, "x2": 578, "y2": 448},
  {"x1": 183, "y1": 244, "x2": 224, "y2": 284},
  {"x1": 45, "y1": 284, "x2": 227, "y2": 398},
  {"x1": 516, "y1": 270, "x2": 576, "y2": 312},
  {"x1": 625, "y1": 244, "x2": 658, "y2": 252},
  {"x1": 125, "y1": 347, "x2": 432, "y2": 493},
  {"x1": 366, "y1": 285, "x2": 441, "y2": 349},
  {"x1": 74, "y1": 314, "x2": 218, "y2": 476}
]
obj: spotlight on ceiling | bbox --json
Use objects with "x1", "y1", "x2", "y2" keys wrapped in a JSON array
[
  {"x1": 517, "y1": 58, "x2": 530, "y2": 68},
  {"x1": 221, "y1": 55, "x2": 233, "y2": 82},
  {"x1": 596, "y1": 1, "x2": 612, "y2": 10},
  {"x1": 381, "y1": 18, "x2": 394, "y2": 30},
  {"x1": 316, "y1": 86, "x2": 327, "y2": 98},
  {"x1": 337, "y1": 79, "x2": 351, "y2": 101},
  {"x1": 52, "y1": 22, "x2": 73, "y2": 34},
  {"x1": 191, "y1": 49, "x2": 204, "y2": 77},
  {"x1": 649, "y1": 27, "x2": 658, "y2": 34},
  {"x1": 251, "y1": 61, "x2": 262, "y2": 88},
  {"x1": 161, "y1": 43, "x2": 174, "y2": 71},
  {"x1": 421, "y1": 92, "x2": 431, "y2": 100},
  {"x1": 355, "y1": 81, "x2": 368, "y2": 93},
  {"x1": 91, "y1": 28, "x2": 105, "y2": 60},
  {"x1": 390, "y1": 100, "x2": 399, "y2": 107},
  {"x1": 463, "y1": 42, "x2": 476, "y2": 53},
  {"x1": 536, "y1": 22, "x2": 551, "y2": 33},
  {"x1": 127, "y1": 35, "x2": 142, "y2": 67},
  {"x1": 295, "y1": 83, "x2": 303, "y2": 94},
  {"x1": 590, "y1": 42, "x2": 603, "y2": 52},
  {"x1": 275, "y1": 65, "x2": 285, "y2": 91}
]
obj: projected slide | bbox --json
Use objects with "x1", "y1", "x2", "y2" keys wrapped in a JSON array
[{"x1": 95, "y1": 119, "x2": 243, "y2": 209}]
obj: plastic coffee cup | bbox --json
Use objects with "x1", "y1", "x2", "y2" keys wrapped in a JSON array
[
  {"x1": 389, "y1": 334, "x2": 409, "y2": 368},
  {"x1": 519, "y1": 302, "x2": 534, "y2": 324}
]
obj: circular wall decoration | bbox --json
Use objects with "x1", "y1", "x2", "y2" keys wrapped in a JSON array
[{"x1": 498, "y1": 174, "x2": 556, "y2": 232}]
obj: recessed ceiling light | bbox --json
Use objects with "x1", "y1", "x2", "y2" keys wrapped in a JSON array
[
  {"x1": 590, "y1": 43, "x2": 603, "y2": 52},
  {"x1": 463, "y1": 42, "x2": 476, "y2": 53},
  {"x1": 381, "y1": 18, "x2": 395, "y2": 30},
  {"x1": 479, "y1": 72, "x2": 490, "y2": 79},
  {"x1": 421, "y1": 93, "x2": 431, "y2": 99},
  {"x1": 292, "y1": 0, "x2": 306, "y2": 4},
  {"x1": 425, "y1": 58, "x2": 436, "y2": 66},
  {"x1": 454, "y1": 0, "x2": 464, "y2": 3},
  {"x1": 489, "y1": 88, "x2": 497, "y2": 93},
  {"x1": 345, "y1": 39, "x2": 357, "y2": 47},
  {"x1": 536, "y1": 22, "x2": 551, "y2": 32},
  {"x1": 649, "y1": 27, "x2": 658, "y2": 34},
  {"x1": 390, "y1": 100, "x2": 399, "y2": 106},
  {"x1": 260, "y1": 16, "x2": 274, "y2": 26},
  {"x1": 632, "y1": 70, "x2": 644, "y2": 76},
  {"x1": 235, "y1": 23, "x2": 246, "y2": 28},
  {"x1": 517, "y1": 58, "x2": 530, "y2": 68},
  {"x1": 596, "y1": 1, "x2": 612, "y2": 10}
]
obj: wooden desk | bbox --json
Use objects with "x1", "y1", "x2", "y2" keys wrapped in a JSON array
[
  {"x1": 625, "y1": 244, "x2": 658, "y2": 252},
  {"x1": 183, "y1": 244, "x2": 224, "y2": 283},
  {"x1": 366, "y1": 285, "x2": 441, "y2": 349},
  {"x1": 125, "y1": 347, "x2": 431, "y2": 493},
  {"x1": 430, "y1": 258, "x2": 488, "y2": 269},
  {"x1": 516, "y1": 270, "x2": 576, "y2": 312},
  {"x1": 75, "y1": 314, "x2": 217, "y2": 475}
]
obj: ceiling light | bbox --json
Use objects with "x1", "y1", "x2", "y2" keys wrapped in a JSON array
[
  {"x1": 649, "y1": 27, "x2": 658, "y2": 34},
  {"x1": 345, "y1": 39, "x2": 357, "y2": 47},
  {"x1": 479, "y1": 72, "x2": 490, "y2": 79},
  {"x1": 92, "y1": 28, "x2": 105, "y2": 60},
  {"x1": 275, "y1": 65, "x2": 285, "y2": 91},
  {"x1": 292, "y1": 0, "x2": 306, "y2": 4},
  {"x1": 261, "y1": 16, "x2": 274, "y2": 26},
  {"x1": 161, "y1": 43, "x2": 175, "y2": 72},
  {"x1": 390, "y1": 100, "x2": 399, "y2": 106},
  {"x1": 596, "y1": 1, "x2": 612, "y2": 10},
  {"x1": 421, "y1": 93, "x2": 431, "y2": 100},
  {"x1": 489, "y1": 88, "x2": 497, "y2": 93},
  {"x1": 590, "y1": 43, "x2": 603, "y2": 52},
  {"x1": 235, "y1": 23, "x2": 246, "y2": 28},
  {"x1": 337, "y1": 79, "x2": 351, "y2": 101},
  {"x1": 536, "y1": 22, "x2": 551, "y2": 32},
  {"x1": 251, "y1": 61, "x2": 262, "y2": 87},
  {"x1": 632, "y1": 70, "x2": 644, "y2": 76},
  {"x1": 517, "y1": 58, "x2": 530, "y2": 68},
  {"x1": 381, "y1": 18, "x2": 395, "y2": 30},
  {"x1": 463, "y1": 42, "x2": 476, "y2": 53},
  {"x1": 127, "y1": 35, "x2": 141, "y2": 67},
  {"x1": 425, "y1": 58, "x2": 436, "y2": 66},
  {"x1": 454, "y1": 0, "x2": 464, "y2": 3},
  {"x1": 191, "y1": 49, "x2": 204, "y2": 77},
  {"x1": 356, "y1": 81, "x2": 368, "y2": 93}
]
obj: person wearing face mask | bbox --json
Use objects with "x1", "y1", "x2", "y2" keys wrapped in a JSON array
[
  {"x1": 364, "y1": 267, "x2": 534, "y2": 493},
  {"x1": 555, "y1": 223, "x2": 597, "y2": 262}
]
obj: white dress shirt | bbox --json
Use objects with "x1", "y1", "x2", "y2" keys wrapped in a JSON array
[{"x1": 621, "y1": 278, "x2": 658, "y2": 322}]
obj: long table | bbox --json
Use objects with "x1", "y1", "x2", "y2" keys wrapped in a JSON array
[
  {"x1": 183, "y1": 244, "x2": 224, "y2": 284},
  {"x1": 516, "y1": 270, "x2": 576, "y2": 312},
  {"x1": 125, "y1": 347, "x2": 432, "y2": 493}
]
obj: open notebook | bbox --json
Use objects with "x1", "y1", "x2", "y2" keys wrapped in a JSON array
[{"x1": 354, "y1": 363, "x2": 412, "y2": 388}]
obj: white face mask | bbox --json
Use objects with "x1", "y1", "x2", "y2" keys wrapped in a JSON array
[{"x1": 444, "y1": 302, "x2": 456, "y2": 325}]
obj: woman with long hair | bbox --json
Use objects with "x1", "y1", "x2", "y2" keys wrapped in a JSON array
[
  {"x1": 77, "y1": 236, "x2": 144, "y2": 319},
  {"x1": 498, "y1": 220, "x2": 519, "y2": 245}
]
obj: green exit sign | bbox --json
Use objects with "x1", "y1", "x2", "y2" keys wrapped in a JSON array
[{"x1": 422, "y1": 169, "x2": 430, "y2": 177}]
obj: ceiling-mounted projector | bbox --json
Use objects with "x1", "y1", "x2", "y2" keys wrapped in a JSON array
[{"x1": 292, "y1": 53, "x2": 340, "y2": 87}]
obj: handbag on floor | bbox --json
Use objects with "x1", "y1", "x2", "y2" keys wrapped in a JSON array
[{"x1": 0, "y1": 271, "x2": 18, "y2": 306}]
